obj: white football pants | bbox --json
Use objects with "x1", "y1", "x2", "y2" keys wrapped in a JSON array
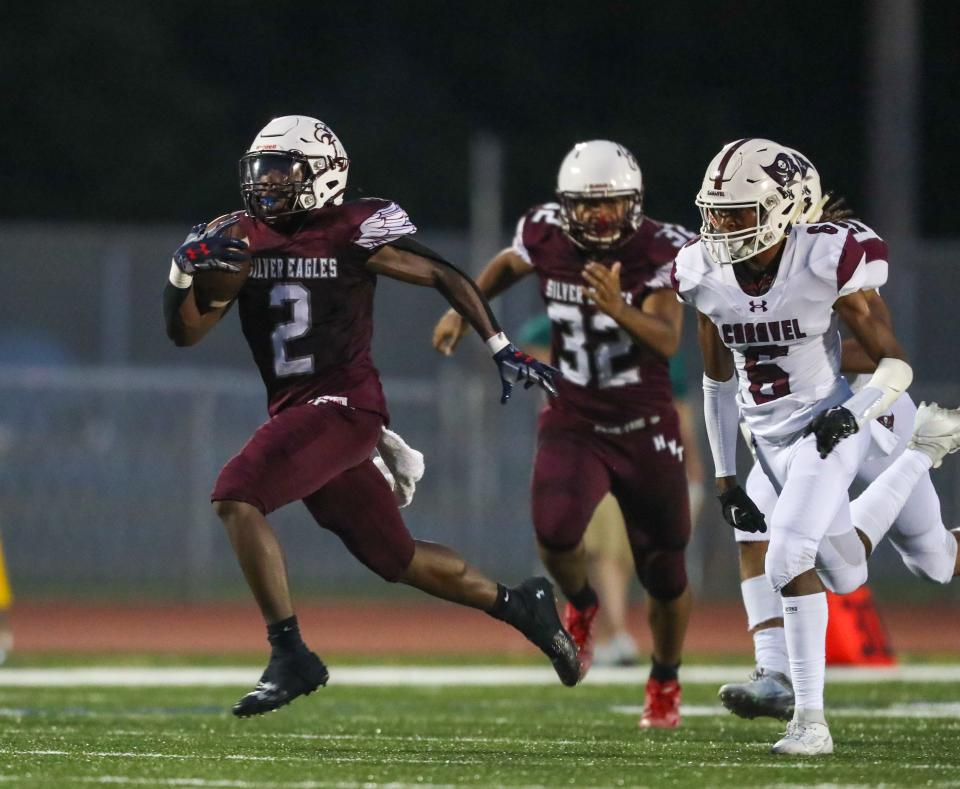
[
  {"x1": 752, "y1": 423, "x2": 871, "y2": 593},
  {"x1": 739, "y1": 393, "x2": 957, "y2": 589}
]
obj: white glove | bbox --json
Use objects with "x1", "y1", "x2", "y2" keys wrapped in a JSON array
[{"x1": 373, "y1": 428, "x2": 425, "y2": 508}]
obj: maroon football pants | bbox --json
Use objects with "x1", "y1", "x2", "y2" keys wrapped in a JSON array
[
  {"x1": 212, "y1": 401, "x2": 415, "y2": 581},
  {"x1": 531, "y1": 406, "x2": 691, "y2": 601}
]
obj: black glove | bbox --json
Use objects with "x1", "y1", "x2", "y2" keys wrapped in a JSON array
[
  {"x1": 173, "y1": 216, "x2": 249, "y2": 275},
  {"x1": 493, "y1": 344, "x2": 560, "y2": 404},
  {"x1": 718, "y1": 486, "x2": 767, "y2": 533},
  {"x1": 803, "y1": 405, "x2": 859, "y2": 459}
]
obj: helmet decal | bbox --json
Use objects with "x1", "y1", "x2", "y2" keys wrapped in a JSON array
[
  {"x1": 792, "y1": 151, "x2": 814, "y2": 178},
  {"x1": 761, "y1": 153, "x2": 802, "y2": 187}
]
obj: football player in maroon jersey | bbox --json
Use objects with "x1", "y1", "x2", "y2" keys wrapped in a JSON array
[
  {"x1": 163, "y1": 116, "x2": 580, "y2": 717},
  {"x1": 432, "y1": 140, "x2": 695, "y2": 728}
]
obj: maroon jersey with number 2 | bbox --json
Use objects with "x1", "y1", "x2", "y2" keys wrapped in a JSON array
[
  {"x1": 210, "y1": 198, "x2": 419, "y2": 581},
  {"x1": 231, "y1": 198, "x2": 411, "y2": 418}
]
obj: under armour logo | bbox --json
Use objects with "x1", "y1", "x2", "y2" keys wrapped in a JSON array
[
  {"x1": 535, "y1": 589, "x2": 545, "y2": 599},
  {"x1": 185, "y1": 242, "x2": 209, "y2": 261},
  {"x1": 748, "y1": 299, "x2": 768, "y2": 312}
]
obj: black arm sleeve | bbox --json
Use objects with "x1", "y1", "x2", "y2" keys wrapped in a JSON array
[
  {"x1": 163, "y1": 282, "x2": 190, "y2": 342},
  {"x1": 385, "y1": 236, "x2": 502, "y2": 336}
]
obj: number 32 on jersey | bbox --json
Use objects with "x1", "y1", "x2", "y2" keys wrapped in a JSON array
[{"x1": 547, "y1": 302, "x2": 639, "y2": 388}]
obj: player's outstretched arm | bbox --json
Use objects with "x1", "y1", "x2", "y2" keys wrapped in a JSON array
[
  {"x1": 367, "y1": 239, "x2": 557, "y2": 403},
  {"x1": 582, "y1": 262, "x2": 682, "y2": 358},
  {"x1": 431, "y1": 248, "x2": 532, "y2": 356}
]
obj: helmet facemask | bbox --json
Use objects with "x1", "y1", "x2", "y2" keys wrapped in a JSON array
[
  {"x1": 240, "y1": 149, "x2": 349, "y2": 222},
  {"x1": 558, "y1": 190, "x2": 642, "y2": 251},
  {"x1": 696, "y1": 188, "x2": 801, "y2": 265},
  {"x1": 240, "y1": 151, "x2": 314, "y2": 222}
]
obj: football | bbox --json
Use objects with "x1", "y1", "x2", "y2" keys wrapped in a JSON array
[{"x1": 192, "y1": 216, "x2": 252, "y2": 311}]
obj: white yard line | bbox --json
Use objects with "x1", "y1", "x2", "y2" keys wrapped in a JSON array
[
  {"x1": 0, "y1": 749, "x2": 957, "y2": 772},
  {"x1": 613, "y1": 702, "x2": 960, "y2": 719},
  {"x1": 0, "y1": 664, "x2": 959, "y2": 687}
]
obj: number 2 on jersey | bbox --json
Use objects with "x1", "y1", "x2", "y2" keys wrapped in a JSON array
[
  {"x1": 547, "y1": 302, "x2": 639, "y2": 388},
  {"x1": 270, "y1": 283, "x2": 315, "y2": 377}
]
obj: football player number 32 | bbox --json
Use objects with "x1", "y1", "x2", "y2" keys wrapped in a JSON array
[
  {"x1": 270, "y1": 283, "x2": 315, "y2": 377},
  {"x1": 547, "y1": 303, "x2": 639, "y2": 388}
]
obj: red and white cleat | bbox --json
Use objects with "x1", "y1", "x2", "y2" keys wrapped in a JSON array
[
  {"x1": 638, "y1": 678, "x2": 682, "y2": 729},
  {"x1": 563, "y1": 601, "x2": 598, "y2": 679}
]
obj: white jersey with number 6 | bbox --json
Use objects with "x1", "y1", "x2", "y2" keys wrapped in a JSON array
[{"x1": 672, "y1": 220, "x2": 888, "y2": 440}]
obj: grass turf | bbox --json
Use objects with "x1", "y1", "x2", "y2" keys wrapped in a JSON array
[{"x1": 1, "y1": 678, "x2": 959, "y2": 787}]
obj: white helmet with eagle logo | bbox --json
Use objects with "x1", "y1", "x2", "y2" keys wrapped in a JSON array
[
  {"x1": 240, "y1": 115, "x2": 350, "y2": 222},
  {"x1": 695, "y1": 138, "x2": 805, "y2": 264},
  {"x1": 556, "y1": 140, "x2": 644, "y2": 250}
]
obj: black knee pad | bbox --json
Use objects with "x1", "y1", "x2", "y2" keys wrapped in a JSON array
[{"x1": 638, "y1": 548, "x2": 688, "y2": 601}]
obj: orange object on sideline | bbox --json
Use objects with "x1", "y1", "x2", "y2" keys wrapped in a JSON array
[{"x1": 825, "y1": 587, "x2": 896, "y2": 665}]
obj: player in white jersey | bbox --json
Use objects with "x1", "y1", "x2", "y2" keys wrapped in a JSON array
[
  {"x1": 717, "y1": 155, "x2": 960, "y2": 723},
  {"x1": 673, "y1": 138, "x2": 960, "y2": 756}
]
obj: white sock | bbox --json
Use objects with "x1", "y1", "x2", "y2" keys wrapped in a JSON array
[
  {"x1": 741, "y1": 575, "x2": 782, "y2": 630},
  {"x1": 753, "y1": 627, "x2": 790, "y2": 677},
  {"x1": 782, "y1": 592, "x2": 828, "y2": 714},
  {"x1": 740, "y1": 575, "x2": 788, "y2": 675},
  {"x1": 852, "y1": 448, "x2": 932, "y2": 550}
]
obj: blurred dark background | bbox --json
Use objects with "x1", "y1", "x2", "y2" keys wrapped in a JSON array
[
  {"x1": 1, "y1": 1, "x2": 956, "y2": 235},
  {"x1": 1, "y1": 1, "x2": 958, "y2": 604}
]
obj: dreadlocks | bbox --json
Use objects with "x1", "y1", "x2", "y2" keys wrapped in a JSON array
[{"x1": 819, "y1": 194, "x2": 854, "y2": 222}]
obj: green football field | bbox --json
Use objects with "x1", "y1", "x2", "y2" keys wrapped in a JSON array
[{"x1": 1, "y1": 662, "x2": 959, "y2": 788}]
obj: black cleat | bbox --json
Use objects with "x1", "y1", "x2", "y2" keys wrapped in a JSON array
[
  {"x1": 513, "y1": 577, "x2": 582, "y2": 687},
  {"x1": 232, "y1": 650, "x2": 329, "y2": 717}
]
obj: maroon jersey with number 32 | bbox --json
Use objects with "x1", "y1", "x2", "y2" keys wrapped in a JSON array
[
  {"x1": 513, "y1": 203, "x2": 694, "y2": 424},
  {"x1": 228, "y1": 198, "x2": 417, "y2": 417}
]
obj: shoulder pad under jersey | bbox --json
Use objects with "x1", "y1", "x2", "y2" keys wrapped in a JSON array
[
  {"x1": 670, "y1": 237, "x2": 711, "y2": 302},
  {"x1": 801, "y1": 223, "x2": 889, "y2": 295},
  {"x1": 512, "y1": 202, "x2": 565, "y2": 266},
  {"x1": 344, "y1": 198, "x2": 417, "y2": 250}
]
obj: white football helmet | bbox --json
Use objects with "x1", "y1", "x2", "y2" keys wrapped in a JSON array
[
  {"x1": 695, "y1": 138, "x2": 805, "y2": 264},
  {"x1": 240, "y1": 115, "x2": 349, "y2": 221},
  {"x1": 556, "y1": 140, "x2": 643, "y2": 250},
  {"x1": 787, "y1": 147, "x2": 827, "y2": 224}
]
